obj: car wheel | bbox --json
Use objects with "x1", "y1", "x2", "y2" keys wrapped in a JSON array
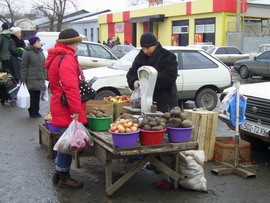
[
  {"x1": 239, "y1": 65, "x2": 249, "y2": 79},
  {"x1": 94, "y1": 90, "x2": 117, "y2": 100},
  {"x1": 195, "y1": 88, "x2": 218, "y2": 111},
  {"x1": 240, "y1": 133, "x2": 270, "y2": 150}
]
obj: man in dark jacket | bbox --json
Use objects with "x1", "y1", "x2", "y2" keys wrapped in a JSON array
[
  {"x1": 0, "y1": 23, "x2": 11, "y2": 73},
  {"x1": 126, "y1": 32, "x2": 178, "y2": 113}
]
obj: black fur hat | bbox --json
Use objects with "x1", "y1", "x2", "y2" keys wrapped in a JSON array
[
  {"x1": 140, "y1": 32, "x2": 158, "y2": 48},
  {"x1": 56, "y1": 28, "x2": 83, "y2": 45}
]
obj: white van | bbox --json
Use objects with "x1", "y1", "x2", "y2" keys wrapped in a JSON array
[{"x1": 35, "y1": 31, "x2": 87, "y2": 45}]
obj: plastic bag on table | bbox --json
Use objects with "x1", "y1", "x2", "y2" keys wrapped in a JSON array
[
  {"x1": 16, "y1": 82, "x2": 30, "y2": 108},
  {"x1": 130, "y1": 87, "x2": 141, "y2": 108},
  {"x1": 41, "y1": 80, "x2": 49, "y2": 101},
  {"x1": 70, "y1": 121, "x2": 94, "y2": 153}
]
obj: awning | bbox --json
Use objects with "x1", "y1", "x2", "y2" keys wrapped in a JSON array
[{"x1": 128, "y1": 14, "x2": 165, "y2": 23}]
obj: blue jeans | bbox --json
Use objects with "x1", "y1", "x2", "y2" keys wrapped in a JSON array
[{"x1": 55, "y1": 127, "x2": 72, "y2": 172}]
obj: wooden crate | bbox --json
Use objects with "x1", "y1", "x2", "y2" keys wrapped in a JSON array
[
  {"x1": 39, "y1": 123, "x2": 60, "y2": 159},
  {"x1": 184, "y1": 109, "x2": 218, "y2": 161}
]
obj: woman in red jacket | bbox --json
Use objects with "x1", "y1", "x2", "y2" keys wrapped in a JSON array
[{"x1": 45, "y1": 28, "x2": 87, "y2": 188}]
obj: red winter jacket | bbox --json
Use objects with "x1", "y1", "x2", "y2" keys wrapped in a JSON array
[{"x1": 45, "y1": 43, "x2": 87, "y2": 127}]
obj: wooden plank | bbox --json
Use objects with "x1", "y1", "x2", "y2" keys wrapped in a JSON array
[
  {"x1": 204, "y1": 112, "x2": 213, "y2": 161},
  {"x1": 105, "y1": 160, "x2": 112, "y2": 190},
  {"x1": 198, "y1": 113, "x2": 207, "y2": 151},
  {"x1": 106, "y1": 156, "x2": 150, "y2": 196},
  {"x1": 208, "y1": 112, "x2": 218, "y2": 160}
]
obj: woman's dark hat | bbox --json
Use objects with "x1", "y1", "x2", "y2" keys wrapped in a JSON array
[
  {"x1": 140, "y1": 32, "x2": 158, "y2": 48},
  {"x1": 29, "y1": 36, "x2": 40, "y2": 46},
  {"x1": 1, "y1": 23, "x2": 9, "y2": 30},
  {"x1": 56, "y1": 28, "x2": 83, "y2": 45}
]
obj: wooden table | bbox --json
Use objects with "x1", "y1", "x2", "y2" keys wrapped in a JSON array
[{"x1": 88, "y1": 130, "x2": 198, "y2": 196}]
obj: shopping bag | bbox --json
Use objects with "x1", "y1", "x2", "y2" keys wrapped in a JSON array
[
  {"x1": 16, "y1": 82, "x2": 30, "y2": 108},
  {"x1": 41, "y1": 80, "x2": 49, "y2": 101},
  {"x1": 70, "y1": 121, "x2": 94, "y2": 153},
  {"x1": 53, "y1": 120, "x2": 93, "y2": 153}
]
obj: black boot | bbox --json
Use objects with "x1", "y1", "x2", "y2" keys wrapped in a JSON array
[{"x1": 52, "y1": 171, "x2": 60, "y2": 184}]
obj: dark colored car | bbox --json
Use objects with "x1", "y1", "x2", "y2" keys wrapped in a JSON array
[{"x1": 234, "y1": 50, "x2": 270, "y2": 79}]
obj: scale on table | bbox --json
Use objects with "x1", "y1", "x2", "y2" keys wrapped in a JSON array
[{"x1": 124, "y1": 66, "x2": 163, "y2": 116}]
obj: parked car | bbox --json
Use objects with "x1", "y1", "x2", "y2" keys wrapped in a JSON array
[
  {"x1": 218, "y1": 82, "x2": 270, "y2": 148},
  {"x1": 249, "y1": 44, "x2": 270, "y2": 59},
  {"x1": 110, "y1": 44, "x2": 135, "y2": 58},
  {"x1": 234, "y1": 50, "x2": 270, "y2": 79},
  {"x1": 42, "y1": 41, "x2": 118, "y2": 69},
  {"x1": 206, "y1": 46, "x2": 249, "y2": 66},
  {"x1": 187, "y1": 44, "x2": 214, "y2": 51},
  {"x1": 83, "y1": 46, "x2": 232, "y2": 110}
]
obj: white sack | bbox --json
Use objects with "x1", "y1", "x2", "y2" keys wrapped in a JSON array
[{"x1": 178, "y1": 150, "x2": 207, "y2": 191}]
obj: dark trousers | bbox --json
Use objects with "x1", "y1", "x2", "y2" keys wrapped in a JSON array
[
  {"x1": 28, "y1": 90, "x2": 41, "y2": 116},
  {"x1": 1, "y1": 60, "x2": 10, "y2": 73}
]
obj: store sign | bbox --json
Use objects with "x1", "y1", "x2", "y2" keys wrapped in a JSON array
[{"x1": 115, "y1": 24, "x2": 124, "y2": 33}]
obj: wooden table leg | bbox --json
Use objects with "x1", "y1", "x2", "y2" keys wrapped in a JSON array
[
  {"x1": 105, "y1": 159, "x2": 112, "y2": 190},
  {"x1": 75, "y1": 152, "x2": 80, "y2": 168},
  {"x1": 173, "y1": 153, "x2": 179, "y2": 189},
  {"x1": 106, "y1": 156, "x2": 150, "y2": 196},
  {"x1": 149, "y1": 155, "x2": 180, "y2": 182}
]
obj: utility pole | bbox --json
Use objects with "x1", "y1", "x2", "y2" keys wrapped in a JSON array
[{"x1": 236, "y1": 0, "x2": 241, "y2": 32}]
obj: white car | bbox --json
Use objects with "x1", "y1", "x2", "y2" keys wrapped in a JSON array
[
  {"x1": 43, "y1": 41, "x2": 118, "y2": 69},
  {"x1": 84, "y1": 46, "x2": 232, "y2": 110},
  {"x1": 219, "y1": 82, "x2": 270, "y2": 148},
  {"x1": 206, "y1": 46, "x2": 249, "y2": 66}
]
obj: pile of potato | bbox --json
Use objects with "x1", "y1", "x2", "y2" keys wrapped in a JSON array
[
  {"x1": 163, "y1": 106, "x2": 193, "y2": 128},
  {"x1": 88, "y1": 107, "x2": 110, "y2": 118},
  {"x1": 138, "y1": 116, "x2": 166, "y2": 131}
]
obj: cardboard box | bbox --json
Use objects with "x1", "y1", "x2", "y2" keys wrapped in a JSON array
[
  {"x1": 113, "y1": 102, "x2": 130, "y2": 120},
  {"x1": 213, "y1": 137, "x2": 251, "y2": 163},
  {"x1": 86, "y1": 100, "x2": 114, "y2": 122}
]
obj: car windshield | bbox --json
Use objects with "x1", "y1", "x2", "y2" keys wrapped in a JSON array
[{"x1": 110, "y1": 49, "x2": 140, "y2": 71}]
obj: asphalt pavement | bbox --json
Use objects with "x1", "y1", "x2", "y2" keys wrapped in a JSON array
[{"x1": 0, "y1": 71, "x2": 270, "y2": 202}]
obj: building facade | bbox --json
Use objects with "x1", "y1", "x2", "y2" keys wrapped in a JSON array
[{"x1": 98, "y1": 0, "x2": 270, "y2": 48}]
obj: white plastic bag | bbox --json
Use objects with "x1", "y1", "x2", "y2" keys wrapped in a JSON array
[
  {"x1": 70, "y1": 121, "x2": 94, "y2": 152},
  {"x1": 16, "y1": 82, "x2": 30, "y2": 108},
  {"x1": 178, "y1": 150, "x2": 207, "y2": 191},
  {"x1": 53, "y1": 120, "x2": 93, "y2": 154},
  {"x1": 41, "y1": 80, "x2": 49, "y2": 101}
]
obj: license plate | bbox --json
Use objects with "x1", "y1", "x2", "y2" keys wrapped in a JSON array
[{"x1": 240, "y1": 121, "x2": 269, "y2": 137}]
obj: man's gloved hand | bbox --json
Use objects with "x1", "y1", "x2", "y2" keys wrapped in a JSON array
[{"x1": 134, "y1": 80, "x2": 140, "y2": 89}]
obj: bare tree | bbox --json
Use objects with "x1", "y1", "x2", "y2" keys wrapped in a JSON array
[
  {"x1": 0, "y1": 0, "x2": 25, "y2": 26},
  {"x1": 32, "y1": 0, "x2": 78, "y2": 31}
]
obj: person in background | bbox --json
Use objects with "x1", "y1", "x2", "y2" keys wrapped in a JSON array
[
  {"x1": 9, "y1": 27, "x2": 25, "y2": 82},
  {"x1": 126, "y1": 32, "x2": 178, "y2": 171},
  {"x1": 0, "y1": 23, "x2": 11, "y2": 73},
  {"x1": 20, "y1": 36, "x2": 46, "y2": 118},
  {"x1": 126, "y1": 32, "x2": 178, "y2": 113},
  {"x1": 45, "y1": 28, "x2": 87, "y2": 188}
]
